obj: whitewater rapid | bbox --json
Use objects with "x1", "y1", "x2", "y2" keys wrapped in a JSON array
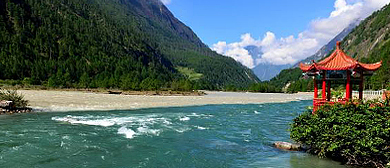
[{"x1": 52, "y1": 112, "x2": 213, "y2": 140}]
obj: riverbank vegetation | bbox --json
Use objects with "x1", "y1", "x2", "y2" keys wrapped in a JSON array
[
  {"x1": 290, "y1": 100, "x2": 390, "y2": 167},
  {"x1": 0, "y1": 78, "x2": 204, "y2": 92},
  {"x1": 0, "y1": 82, "x2": 206, "y2": 97},
  {"x1": 248, "y1": 82, "x2": 281, "y2": 93}
]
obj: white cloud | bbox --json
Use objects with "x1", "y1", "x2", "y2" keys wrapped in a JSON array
[
  {"x1": 212, "y1": 33, "x2": 259, "y2": 68},
  {"x1": 212, "y1": 0, "x2": 390, "y2": 67},
  {"x1": 225, "y1": 48, "x2": 255, "y2": 69},
  {"x1": 261, "y1": 32, "x2": 276, "y2": 46},
  {"x1": 160, "y1": 0, "x2": 171, "y2": 5}
]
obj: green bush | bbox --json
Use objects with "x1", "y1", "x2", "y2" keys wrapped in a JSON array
[
  {"x1": 0, "y1": 90, "x2": 29, "y2": 108},
  {"x1": 290, "y1": 100, "x2": 390, "y2": 167}
]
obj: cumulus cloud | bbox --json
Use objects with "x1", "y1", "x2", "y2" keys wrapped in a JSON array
[
  {"x1": 160, "y1": 0, "x2": 171, "y2": 5},
  {"x1": 212, "y1": 0, "x2": 390, "y2": 67},
  {"x1": 212, "y1": 34, "x2": 258, "y2": 68},
  {"x1": 212, "y1": 33, "x2": 260, "y2": 68}
]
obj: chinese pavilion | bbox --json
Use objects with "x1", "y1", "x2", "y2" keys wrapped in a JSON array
[{"x1": 299, "y1": 41, "x2": 382, "y2": 112}]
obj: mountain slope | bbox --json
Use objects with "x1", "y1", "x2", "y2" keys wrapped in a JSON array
[
  {"x1": 124, "y1": 0, "x2": 205, "y2": 48},
  {"x1": 102, "y1": 0, "x2": 260, "y2": 87},
  {"x1": 0, "y1": 0, "x2": 259, "y2": 89},
  {"x1": 340, "y1": 4, "x2": 390, "y2": 89}
]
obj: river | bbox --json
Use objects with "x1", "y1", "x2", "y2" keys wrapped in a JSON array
[{"x1": 0, "y1": 100, "x2": 348, "y2": 167}]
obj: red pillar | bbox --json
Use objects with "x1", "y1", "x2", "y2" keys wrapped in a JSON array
[
  {"x1": 346, "y1": 70, "x2": 351, "y2": 101},
  {"x1": 314, "y1": 78, "x2": 318, "y2": 99},
  {"x1": 322, "y1": 71, "x2": 326, "y2": 100},
  {"x1": 327, "y1": 81, "x2": 331, "y2": 101},
  {"x1": 359, "y1": 72, "x2": 363, "y2": 100},
  {"x1": 313, "y1": 78, "x2": 318, "y2": 114},
  {"x1": 350, "y1": 73, "x2": 353, "y2": 99}
]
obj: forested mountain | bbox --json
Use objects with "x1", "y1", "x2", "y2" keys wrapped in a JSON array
[
  {"x1": 340, "y1": 4, "x2": 390, "y2": 89},
  {"x1": 0, "y1": 0, "x2": 259, "y2": 90}
]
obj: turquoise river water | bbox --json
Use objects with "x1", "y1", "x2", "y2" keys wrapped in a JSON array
[{"x1": 0, "y1": 100, "x2": 349, "y2": 167}]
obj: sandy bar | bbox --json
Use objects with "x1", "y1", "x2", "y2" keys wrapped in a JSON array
[{"x1": 18, "y1": 90, "x2": 313, "y2": 112}]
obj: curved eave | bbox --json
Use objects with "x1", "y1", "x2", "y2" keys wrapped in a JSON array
[
  {"x1": 357, "y1": 61, "x2": 382, "y2": 71},
  {"x1": 299, "y1": 61, "x2": 382, "y2": 72},
  {"x1": 299, "y1": 63, "x2": 316, "y2": 72}
]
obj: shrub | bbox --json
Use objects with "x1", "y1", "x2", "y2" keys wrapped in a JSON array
[
  {"x1": 0, "y1": 90, "x2": 29, "y2": 108},
  {"x1": 290, "y1": 100, "x2": 390, "y2": 167}
]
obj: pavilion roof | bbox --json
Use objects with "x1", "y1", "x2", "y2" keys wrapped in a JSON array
[{"x1": 300, "y1": 42, "x2": 382, "y2": 72}]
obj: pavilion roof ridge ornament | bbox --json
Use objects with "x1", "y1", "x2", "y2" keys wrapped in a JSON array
[
  {"x1": 299, "y1": 41, "x2": 382, "y2": 72},
  {"x1": 336, "y1": 41, "x2": 341, "y2": 50}
]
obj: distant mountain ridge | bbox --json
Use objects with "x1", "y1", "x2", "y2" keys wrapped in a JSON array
[
  {"x1": 245, "y1": 46, "x2": 291, "y2": 81},
  {"x1": 252, "y1": 63, "x2": 291, "y2": 81}
]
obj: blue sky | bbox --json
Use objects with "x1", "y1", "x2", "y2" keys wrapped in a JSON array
[
  {"x1": 166, "y1": 0, "x2": 334, "y2": 46},
  {"x1": 162, "y1": 0, "x2": 390, "y2": 68}
]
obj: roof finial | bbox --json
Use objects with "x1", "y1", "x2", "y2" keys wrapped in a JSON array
[{"x1": 336, "y1": 41, "x2": 341, "y2": 50}]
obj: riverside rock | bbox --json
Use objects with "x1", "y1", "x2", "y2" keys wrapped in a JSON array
[
  {"x1": 0, "y1": 100, "x2": 13, "y2": 108},
  {"x1": 0, "y1": 108, "x2": 33, "y2": 115},
  {"x1": 0, "y1": 100, "x2": 32, "y2": 115},
  {"x1": 273, "y1": 141, "x2": 302, "y2": 151}
]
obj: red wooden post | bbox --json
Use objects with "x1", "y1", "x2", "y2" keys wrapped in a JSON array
[
  {"x1": 349, "y1": 73, "x2": 353, "y2": 99},
  {"x1": 359, "y1": 72, "x2": 363, "y2": 100},
  {"x1": 327, "y1": 81, "x2": 331, "y2": 101},
  {"x1": 314, "y1": 78, "x2": 318, "y2": 99},
  {"x1": 322, "y1": 71, "x2": 326, "y2": 100},
  {"x1": 313, "y1": 78, "x2": 318, "y2": 114},
  {"x1": 346, "y1": 70, "x2": 351, "y2": 101}
]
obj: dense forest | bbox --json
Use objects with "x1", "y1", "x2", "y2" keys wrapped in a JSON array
[{"x1": 0, "y1": 0, "x2": 259, "y2": 90}]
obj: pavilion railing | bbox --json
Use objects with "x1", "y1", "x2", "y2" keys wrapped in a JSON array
[
  {"x1": 313, "y1": 98, "x2": 347, "y2": 113},
  {"x1": 312, "y1": 90, "x2": 388, "y2": 113},
  {"x1": 352, "y1": 90, "x2": 385, "y2": 100}
]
